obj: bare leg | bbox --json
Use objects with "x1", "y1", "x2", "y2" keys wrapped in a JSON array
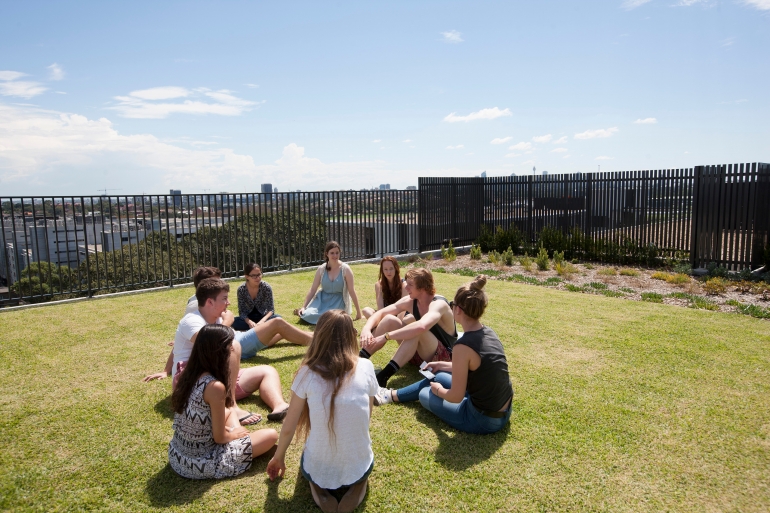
[
  {"x1": 364, "y1": 314, "x2": 404, "y2": 357},
  {"x1": 229, "y1": 341, "x2": 256, "y2": 422},
  {"x1": 254, "y1": 318, "x2": 312, "y2": 347},
  {"x1": 237, "y1": 365, "x2": 290, "y2": 413},
  {"x1": 225, "y1": 407, "x2": 278, "y2": 456},
  {"x1": 391, "y1": 331, "x2": 440, "y2": 367},
  {"x1": 362, "y1": 307, "x2": 375, "y2": 319}
]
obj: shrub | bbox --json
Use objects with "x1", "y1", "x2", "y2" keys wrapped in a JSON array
[
  {"x1": 440, "y1": 240, "x2": 457, "y2": 262},
  {"x1": 535, "y1": 246, "x2": 550, "y2": 271},
  {"x1": 492, "y1": 224, "x2": 525, "y2": 254},
  {"x1": 544, "y1": 277, "x2": 562, "y2": 286},
  {"x1": 690, "y1": 295, "x2": 719, "y2": 311},
  {"x1": 642, "y1": 292, "x2": 664, "y2": 303},
  {"x1": 619, "y1": 287, "x2": 636, "y2": 293},
  {"x1": 502, "y1": 246, "x2": 515, "y2": 266},
  {"x1": 672, "y1": 262, "x2": 692, "y2": 275},
  {"x1": 598, "y1": 267, "x2": 617, "y2": 276},
  {"x1": 589, "y1": 282, "x2": 608, "y2": 290},
  {"x1": 703, "y1": 277, "x2": 728, "y2": 295},
  {"x1": 519, "y1": 253, "x2": 533, "y2": 272},
  {"x1": 565, "y1": 284, "x2": 585, "y2": 292},
  {"x1": 734, "y1": 303, "x2": 770, "y2": 319},
  {"x1": 553, "y1": 250, "x2": 565, "y2": 267},
  {"x1": 667, "y1": 273, "x2": 690, "y2": 286},
  {"x1": 476, "y1": 224, "x2": 495, "y2": 253},
  {"x1": 469, "y1": 244, "x2": 482, "y2": 260},
  {"x1": 651, "y1": 271, "x2": 669, "y2": 281},
  {"x1": 488, "y1": 250, "x2": 502, "y2": 265},
  {"x1": 601, "y1": 289, "x2": 625, "y2": 298},
  {"x1": 620, "y1": 268, "x2": 640, "y2": 277},
  {"x1": 752, "y1": 282, "x2": 769, "y2": 294},
  {"x1": 479, "y1": 269, "x2": 503, "y2": 277},
  {"x1": 706, "y1": 262, "x2": 728, "y2": 278},
  {"x1": 555, "y1": 262, "x2": 578, "y2": 278},
  {"x1": 538, "y1": 226, "x2": 567, "y2": 256},
  {"x1": 583, "y1": 263, "x2": 594, "y2": 270},
  {"x1": 453, "y1": 268, "x2": 478, "y2": 277},
  {"x1": 433, "y1": 267, "x2": 447, "y2": 273}
]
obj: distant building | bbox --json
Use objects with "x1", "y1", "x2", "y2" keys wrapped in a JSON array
[
  {"x1": 379, "y1": 184, "x2": 391, "y2": 190},
  {"x1": 261, "y1": 184, "x2": 273, "y2": 194},
  {"x1": 273, "y1": 187, "x2": 278, "y2": 193},
  {"x1": 170, "y1": 189, "x2": 182, "y2": 207},
  {"x1": 481, "y1": 171, "x2": 487, "y2": 178},
  {"x1": 542, "y1": 171, "x2": 548, "y2": 176},
  {"x1": 406, "y1": 186, "x2": 417, "y2": 190}
]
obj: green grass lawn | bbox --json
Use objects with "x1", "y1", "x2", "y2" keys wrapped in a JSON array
[{"x1": 1, "y1": 264, "x2": 769, "y2": 512}]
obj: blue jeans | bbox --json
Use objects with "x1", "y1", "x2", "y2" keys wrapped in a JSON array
[
  {"x1": 395, "y1": 372, "x2": 511, "y2": 435},
  {"x1": 232, "y1": 311, "x2": 281, "y2": 332}
]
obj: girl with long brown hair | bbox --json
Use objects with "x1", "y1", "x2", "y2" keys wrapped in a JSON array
[
  {"x1": 267, "y1": 310, "x2": 378, "y2": 512},
  {"x1": 362, "y1": 256, "x2": 407, "y2": 319},
  {"x1": 168, "y1": 325, "x2": 278, "y2": 479}
]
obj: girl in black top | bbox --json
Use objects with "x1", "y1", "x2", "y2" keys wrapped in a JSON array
[{"x1": 373, "y1": 275, "x2": 513, "y2": 434}]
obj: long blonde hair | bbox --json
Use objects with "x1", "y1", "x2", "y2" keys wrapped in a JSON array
[{"x1": 295, "y1": 310, "x2": 358, "y2": 445}]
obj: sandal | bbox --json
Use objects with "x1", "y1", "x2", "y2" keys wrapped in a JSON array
[{"x1": 238, "y1": 412, "x2": 262, "y2": 426}]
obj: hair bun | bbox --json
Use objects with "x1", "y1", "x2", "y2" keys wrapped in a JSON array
[{"x1": 470, "y1": 275, "x2": 487, "y2": 291}]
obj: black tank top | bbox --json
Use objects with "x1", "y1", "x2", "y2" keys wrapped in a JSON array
[
  {"x1": 412, "y1": 295, "x2": 457, "y2": 352},
  {"x1": 455, "y1": 326, "x2": 513, "y2": 412}
]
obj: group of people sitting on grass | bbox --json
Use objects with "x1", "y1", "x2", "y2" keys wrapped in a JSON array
[{"x1": 144, "y1": 240, "x2": 514, "y2": 512}]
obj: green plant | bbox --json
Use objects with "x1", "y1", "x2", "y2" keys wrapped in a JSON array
[
  {"x1": 553, "y1": 250, "x2": 565, "y2": 267},
  {"x1": 667, "y1": 273, "x2": 690, "y2": 286},
  {"x1": 502, "y1": 246, "x2": 515, "y2": 266},
  {"x1": 620, "y1": 268, "x2": 640, "y2": 277},
  {"x1": 601, "y1": 289, "x2": 625, "y2": 298},
  {"x1": 706, "y1": 262, "x2": 728, "y2": 278},
  {"x1": 536, "y1": 246, "x2": 550, "y2": 271},
  {"x1": 479, "y1": 269, "x2": 503, "y2": 277},
  {"x1": 589, "y1": 282, "x2": 608, "y2": 290},
  {"x1": 433, "y1": 267, "x2": 447, "y2": 273},
  {"x1": 492, "y1": 224, "x2": 525, "y2": 253},
  {"x1": 544, "y1": 277, "x2": 562, "y2": 286},
  {"x1": 651, "y1": 271, "x2": 669, "y2": 281},
  {"x1": 476, "y1": 224, "x2": 495, "y2": 253},
  {"x1": 584, "y1": 263, "x2": 594, "y2": 270},
  {"x1": 598, "y1": 267, "x2": 617, "y2": 277},
  {"x1": 470, "y1": 244, "x2": 482, "y2": 260},
  {"x1": 690, "y1": 295, "x2": 719, "y2": 311},
  {"x1": 642, "y1": 292, "x2": 664, "y2": 303},
  {"x1": 672, "y1": 262, "x2": 692, "y2": 275},
  {"x1": 453, "y1": 268, "x2": 478, "y2": 277},
  {"x1": 441, "y1": 240, "x2": 457, "y2": 262},
  {"x1": 555, "y1": 262, "x2": 578, "y2": 278},
  {"x1": 620, "y1": 287, "x2": 636, "y2": 293},
  {"x1": 519, "y1": 253, "x2": 533, "y2": 272},
  {"x1": 703, "y1": 277, "x2": 728, "y2": 295},
  {"x1": 538, "y1": 226, "x2": 567, "y2": 256},
  {"x1": 565, "y1": 284, "x2": 585, "y2": 292},
  {"x1": 488, "y1": 250, "x2": 502, "y2": 265},
  {"x1": 732, "y1": 302, "x2": 770, "y2": 319},
  {"x1": 668, "y1": 292, "x2": 691, "y2": 300}
]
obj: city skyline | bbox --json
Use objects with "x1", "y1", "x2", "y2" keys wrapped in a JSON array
[{"x1": 1, "y1": 0, "x2": 768, "y2": 196}]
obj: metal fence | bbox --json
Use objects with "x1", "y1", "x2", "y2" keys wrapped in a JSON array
[
  {"x1": 1, "y1": 190, "x2": 418, "y2": 306},
  {"x1": 419, "y1": 163, "x2": 770, "y2": 269}
]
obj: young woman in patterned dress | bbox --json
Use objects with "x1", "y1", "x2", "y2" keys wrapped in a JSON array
[{"x1": 169, "y1": 324, "x2": 278, "y2": 479}]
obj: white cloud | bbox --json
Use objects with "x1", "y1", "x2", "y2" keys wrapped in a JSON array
[
  {"x1": 508, "y1": 142, "x2": 533, "y2": 151},
  {"x1": 446, "y1": 144, "x2": 464, "y2": 150},
  {"x1": 742, "y1": 0, "x2": 770, "y2": 9},
  {"x1": 441, "y1": 30, "x2": 463, "y2": 43},
  {"x1": 0, "y1": 81, "x2": 48, "y2": 98},
  {"x1": 595, "y1": 156, "x2": 614, "y2": 160},
  {"x1": 129, "y1": 86, "x2": 190, "y2": 100},
  {"x1": 372, "y1": 139, "x2": 381, "y2": 143},
  {"x1": 550, "y1": 147, "x2": 568, "y2": 153},
  {"x1": 574, "y1": 127, "x2": 619, "y2": 139},
  {"x1": 0, "y1": 71, "x2": 26, "y2": 81},
  {"x1": 110, "y1": 87, "x2": 258, "y2": 119},
  {"x1": 532, "y1": 134, "x2": 552, "y2": 143},
  {"x1": 490, "y1": 136, "x2": 512, "y2": 144},
  {"x1": 633, "y1": 117, "x2": 657, "y2": 124},
  {"x1": 0, "y1": 103, "x2": 400, "y2": 194},
  {"x1": 622, "y1": 0, "x2": 651, "y2": 9},
  {"x1": 245, "y1": 83, "x2": 259, "y2": 88},
  {"x1": 552, "y1": 136, "x2": 568, "y2": 144},
  {"x1": 47, "y1": 63, "x2": 65, "y2": 81},
  {"x1": 403, "y1": 139, "x2": 412, "y2": 143},
  {"x1": 443, "y1": 107, "x2": 511, "y2": 123}
]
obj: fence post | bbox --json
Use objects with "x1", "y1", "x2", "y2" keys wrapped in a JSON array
[
  {"x1": 690, "y1": 166, "x2": 702, "y2": 269},
  {"x1": 527, "y1": 175, "x2": 534, "y2": 243},
  {"x1": 81, "y1": 197, "x2": 93, "y2": 297}
]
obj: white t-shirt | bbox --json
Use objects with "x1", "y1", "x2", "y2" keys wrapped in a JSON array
[
  {"x1": 185, "y1": 294, "x2": 198, "y2": 315},
  {"x1": 292, "y1": 358, "x2": 379, "y2": 489},
  {"x1": 172, "y1": 311, "x2": 220, "y2": 376}
]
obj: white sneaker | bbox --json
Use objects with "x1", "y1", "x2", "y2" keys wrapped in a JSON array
[{"x1": 373, "y1": 387, "x2": 394, "y2": 406}]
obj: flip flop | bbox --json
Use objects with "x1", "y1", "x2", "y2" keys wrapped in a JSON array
[
  {"x1": 238, "y1": 412, "x2": 262, "y2": 426},
  {"x1": 267, "y1": 407, "x2": 289, "y2": 422}
]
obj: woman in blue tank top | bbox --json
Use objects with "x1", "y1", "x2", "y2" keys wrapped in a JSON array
[{"x1": 373, "y1": 275, "x2": 513, "y2": 435}]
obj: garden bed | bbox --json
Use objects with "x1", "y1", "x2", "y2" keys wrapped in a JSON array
[{"x1": 403, "y1": 254, "x2": 770, "y2": 319}]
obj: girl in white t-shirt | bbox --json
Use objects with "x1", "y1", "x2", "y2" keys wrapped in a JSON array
[{"x1": 267, "y1": 310, "x2": 378, "y2": 513}]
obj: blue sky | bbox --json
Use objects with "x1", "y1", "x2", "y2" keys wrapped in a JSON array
[{"x1": 0, "y1": 0, "x2": 768, "y2": 195}]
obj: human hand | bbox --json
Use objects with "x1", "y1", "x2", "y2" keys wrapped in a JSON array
[
  {"x1": 142, "y1": 372, "x2": 168, "y2": 382},
  {"x1": 430, "y1": 381, "x2": 445, "y2": 397},
  {"x1": 221, "y1": 310, "x2": 235, "y2": 325},
  {"x1": 226, "y1": 425, "x2": 249, "y2": 439},
  {"x1": 167, "y1": 341, "x2": 174, "y2": 347},
  {"x1": 247, "y1": 319, "x2": 257, "y2": 329},
  {"x1": 353, "y1": 311, "x2": 362, "y2": 321},
  {"x1": 258, "y1": 311, "x2": 273, "y2": 325},
  {"x1": 362, "y1": 334, "x2": 387, "y2": 354},
  {"x1": 426, "y1": 361, "x2": 452, "y2": 373},
  {"x1": 266, "y1": 456, "x2": 286, "y2": 481}
]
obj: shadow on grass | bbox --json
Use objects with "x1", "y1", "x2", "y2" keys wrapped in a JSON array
[
  {"x1": 247, "y1": 349, "x2": 305, "y2": 366},
  {"x1": 145, "y1": 464, "x2": 215, "y2": 506},
  {"x1": 154, "y1": 395, "x2": 174, "y2": 420},
  {"x1": 413, "y1": 402, "x2": 510, "y2": 471},
  {"x1": 262, "y1": 467, "x2": 316, "y2": 513}
]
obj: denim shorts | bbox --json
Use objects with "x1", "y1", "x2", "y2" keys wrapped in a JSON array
[{"x1": 234, "y1": 329, "x2": 267, "y2": 359}]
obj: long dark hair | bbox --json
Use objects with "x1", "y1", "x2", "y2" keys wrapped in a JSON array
[
  {"x1": 324, "y1": 241, "x2": 341, "y2": 271},
  {"x1": 378, "y1": 256, "x2": 402, "y2": 307},
  {"x1": 171, "y1": 324, "x2": 234, "y2": 414},
  {"x1": 295, "y1": 310, "x2": 358, "y2": 446}
]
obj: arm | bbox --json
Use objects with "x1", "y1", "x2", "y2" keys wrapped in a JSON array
[
  {"x1": 266, "y1": 391, "x2": 307, "y2": 481},
  {"x1": 374, "y1": 282, "x2": 384, "y2": 311},
  {"x1": 430, "y1": 345, "x2": 473, "y2": 403},
  {"x1": 360, "y1": 296, "x2": 410, "y2": 341},
  {"x1": 142, "y1": 349, "x2": 174, "y2": 382},
  {"x1": 344, "y1": 266, "x2": 362, "y2": 320},
  {"x1": 221, "y1": 310, "x2": 234, "y2": 327},
  {"x1": 299, "y1": 268, "x2": 323, "y2": 314},
  {"x1": 368, "y1": 299, "x2": 446, "y2": 348},
  {"x1": 205, "y1": 380, "x2": 249, "y2": 444},
  {"x1": 236, "y1": 285, "x2": 249, "y2": 322}
]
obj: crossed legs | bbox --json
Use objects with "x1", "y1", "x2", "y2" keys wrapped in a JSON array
[
  {"x1": 253, "y1": 317, "x2": 312, "y2": 347},
  {"x1": 229, "y1": 341, "x2": 290, "y2": 423}
]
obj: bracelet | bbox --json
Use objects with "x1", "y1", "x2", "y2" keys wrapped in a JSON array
[{"x1": 384, "y1": 332, "x2": 390, "y2": 340}]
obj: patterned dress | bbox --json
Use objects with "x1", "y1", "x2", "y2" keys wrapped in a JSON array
[{"x1": 168, "y1": 374, "x2": 253, "y2": 479}]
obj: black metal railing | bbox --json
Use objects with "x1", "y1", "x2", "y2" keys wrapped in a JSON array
[{"x1": 1, "y1": 190, "x2": 418, "y2": 306}]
